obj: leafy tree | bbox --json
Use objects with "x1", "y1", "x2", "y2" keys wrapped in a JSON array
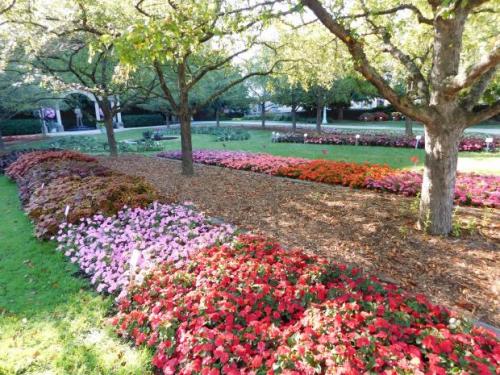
[
  {"x1": 269, "y1": 75, "x2": 307, "y2": 131},
  {"x1": 114, "y1": 0, "x2": 289, "y2": 175},
  {"x1": 301, "y1": 0, "x2": 500, "y2": 234},
  {"x1": 330, "y1": 76, "x2": 378, "y2": 120}
]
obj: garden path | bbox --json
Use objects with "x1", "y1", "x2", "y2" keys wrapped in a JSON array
[{"x1": 99, "y1": 155, "x2": 500, "y2": 326}]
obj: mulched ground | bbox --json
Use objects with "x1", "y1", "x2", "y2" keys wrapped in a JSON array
[{"x1": 99, "y1": 155, "x2": 500, "y2": 326}]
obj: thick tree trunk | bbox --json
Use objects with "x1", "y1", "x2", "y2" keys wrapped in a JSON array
[
  {"x1": 418, "y1": 127, "x2": 461, "y2": 235},
  {"x1": 316, "y1": 105, "x2": 322, "y2": 132},
  {"x1": 179, "y1": 105, "x2": 194, "y2": 176},
  {"x1": 405, "y1": 117, "x2": 414, "y2": 137},
  {"x1": 291, "y1": 105, "x2": 297, "y2": 132},
  {"x1": 261, "y1": 102, "x2": 266, "y2": 128},
  {"x1": 338, "y1": 107, "x2": 344, "y2": 121},
  {"x1": 216, "y1": 106, "x2": 220, "y2": 127}
]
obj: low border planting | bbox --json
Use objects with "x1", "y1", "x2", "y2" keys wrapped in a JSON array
[
  {"x1": 273, "y1": 132, "x2": 499, "y2": 152},
  {"x1": 158, "y1": 150, "x2": 500, "y2": 208}
]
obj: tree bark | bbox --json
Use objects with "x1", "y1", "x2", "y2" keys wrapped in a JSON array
[
  {"x1": 405, "y1": 117, "x2": 413, "y2": 137},
  {"x1": 216, "y1": 106, "x2": 220, "y2": 127},
  {"x1": 101, "y1": 101, "x2": 118, "y2": 157},
  {"x1": 261, "y1": 102, "x2": 266, "y2": 128},
  {"x1": 418, "y1": 127, "x2": 461, "y2": 235},
  {"x1": 338, "y1": 107, "x2": 344, "y2": 121},
  {"x1": 291, "y1": 105, "x2": 297, "y2": 132},
  {"x1": 316, "y1": 105, "x2": 322, "y2": 133},
  {"x1": 179, "y1": 102, "x2": 194, "y2": 176}
]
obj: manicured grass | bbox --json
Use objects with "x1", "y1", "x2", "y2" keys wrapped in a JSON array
[
  {"x1": 11, "y1": 127, "x2": 500, "y2": 174},
  {"x1": 0, "y1": 176, "x2": 151, "y2": 374}
]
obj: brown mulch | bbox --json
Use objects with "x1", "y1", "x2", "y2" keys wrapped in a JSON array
[{"x1": 99, "y1": 155, "x2": 500, "y2": 326}]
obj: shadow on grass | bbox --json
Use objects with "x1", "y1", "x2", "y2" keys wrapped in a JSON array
[{"x1": 0, "y1": 176, "x2": 151, "y2": 375}]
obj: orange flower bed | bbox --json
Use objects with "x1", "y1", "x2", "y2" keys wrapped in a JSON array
[{"x1": 277, "y1": 160, "x2": 395, "y2": 188}]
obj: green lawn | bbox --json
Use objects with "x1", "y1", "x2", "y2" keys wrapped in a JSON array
[
  {"x1": 10, "y1": 127, "x2": 500, "y2": 174},
  {"x1": 0, "y1": 176, "x2": 151, "y2": 375}
]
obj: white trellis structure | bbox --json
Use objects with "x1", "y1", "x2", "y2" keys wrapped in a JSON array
[{"x1": 53, "y1": 89, "x2": 123, "y2": 132}]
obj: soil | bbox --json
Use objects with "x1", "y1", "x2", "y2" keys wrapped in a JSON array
[{"x1": 99, "y1": 154, "x2": 500, "y2": 326}]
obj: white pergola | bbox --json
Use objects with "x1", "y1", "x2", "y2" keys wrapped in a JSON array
[{"x1": 52, "y1": 89, "x2": 123, "y2": 132}]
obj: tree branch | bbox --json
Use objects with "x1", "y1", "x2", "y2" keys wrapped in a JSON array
[
  {"x1": 153, "y1": 61, "x2": 179, "y2": 112},
  {"x1": 444, "y1": 42, "x2": 500, "y2": 95},
  {"x1": 193, "y1": 62, "x2": 281, "y2": 112},
  {"x1": 463, "y1": 67, "x2": 497, "y2": 110},
  {"x1": 467, "y1": 100, "x2": 500, "y2": 125},
  {"x1": 302, "y1": 0, "x2": 435, "y2": 125}
]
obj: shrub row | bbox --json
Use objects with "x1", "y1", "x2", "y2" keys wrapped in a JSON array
[
  {"x1": 0, "y1": 118, "x2": 42, "y2": 136},
  {"x1": 122, "y1": 114, "x2": 165, "y2": 128},
  {"x1": 113, "y1": 235, "x2": 499, "y2": 374},
  {"x1": 273, "y1": 132, "x2": 499, "y2": 152},
  {"x1": 6, "y1": 150, "x2": 159, "y2": 238},
  {"x1": 158, "y1": 150, "x2": 500, "y2": 208}
]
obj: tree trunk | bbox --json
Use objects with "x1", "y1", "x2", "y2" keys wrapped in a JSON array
[
  {"x1": 291, "y1": 105, "x2": 297, "y2": 132},
  {"x1": 179, "y1": 105, "x2": 194, "y2": 176},
  {"x1": 316, "y1": 105, "x2": 322, "y2": 132},
  {"x1": 216, "y1": 106, "x2": 220, "y2": 127},
  {"x1": 418, "y1": 127, "x2": 461, "y2": 235},
  {"x1": 0, "y1": 127, "x2": 5, "y2": 151},
  {"x1": 261, "y1": 102, "x2": 266, "y2": 128},
  {"x1": 165, "y1": 112, "x2": 170, "y2": 128},
  {"x1": 338, "y1": 107, "x2": 344, "y2": 121},
  {"x1": 104, "y1": 114, "x2": 118, "y2": 157},
  {"x1": 405, "y1": 117, "x2": 413, "y2": 137}
]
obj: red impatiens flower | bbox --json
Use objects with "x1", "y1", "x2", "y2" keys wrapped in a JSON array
[{"x1": 113, "y1": 235, "x2": 499, "y2": 374}]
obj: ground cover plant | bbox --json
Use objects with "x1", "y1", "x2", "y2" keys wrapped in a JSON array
[
  {"x1": 147, "y1": 126, "x2": 251, "y2": 142},
  {"x1": 5, "y1": 150, "x2": 97, "y2": 180},
  {"x1": 158, "y1": 150, "x2": 308, "y2": 175},
  {"x1": 158, "y1": 150, "x2": 500, "y2": 207},
  {"x1": 113, "y1": 235, "x2": 499, "y2": 374},
  {"x1": 55, "y1": 202, "x2": 235, "y2": 295},
  {"x1": 0, "y1": 148, "x2": 60, "y2": 174},
  {"x1": 25, "y1": 173, "x2": 158, "y2": 238},
  {"x1": 17, "y1": 159, "x2": 112, "y2": 204},
  {"x1": 0, "y1": 176, "x2": 152, "y2": 374},
  {"x1": 274, "y1": 132, "x2": 499, "y2": 152}
]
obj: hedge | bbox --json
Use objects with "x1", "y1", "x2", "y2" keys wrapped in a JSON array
[
  {"x1": 0, "y1": 118, "x2": 42, "y2": 136},
  {"x1": 122, "y1": 114, "x2": 165, "y2": 128}
]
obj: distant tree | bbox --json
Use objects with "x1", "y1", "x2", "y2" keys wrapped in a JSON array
[
  {"x1": 330, "y1": 76, "x2": 377, "y2": 120},
  {"x1": 269, "y1": 75, "x2": 307, "y2": 131}
]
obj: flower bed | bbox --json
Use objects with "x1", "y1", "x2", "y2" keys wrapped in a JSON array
[
  {"x1": 17, "y1": 160, "x2": 112, "y2": 205},
  {"x1": 273, "y1": 132, "x2": 499, "y2": 152},
  {"x1": 277, "y1": 160, "x2": 395, "y2": 188},
  {"x1": 366, "y1": 172, "x2": 500, "y2": 208},
  {"x1": 0, "y1": 148, "x2": 60, "y2": 174},
  {"x1": 26, "y1": 173, "x2": 159, "y2": 238},
  {"x1": 6, "y1": 150, "x2": 96, "y2": 179},
  {"x1": 113, "y1": 235, "x2": 499, "y2": 374},
  {"x1": 56, "y1": 202, "x2": 235, "y2": 295},
  {"x1": 158, "y1": 150, "x2": 308, "y2": 175},
  {"x1": 158, "y1": 150, "x2": 500, "y2": 208}
]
